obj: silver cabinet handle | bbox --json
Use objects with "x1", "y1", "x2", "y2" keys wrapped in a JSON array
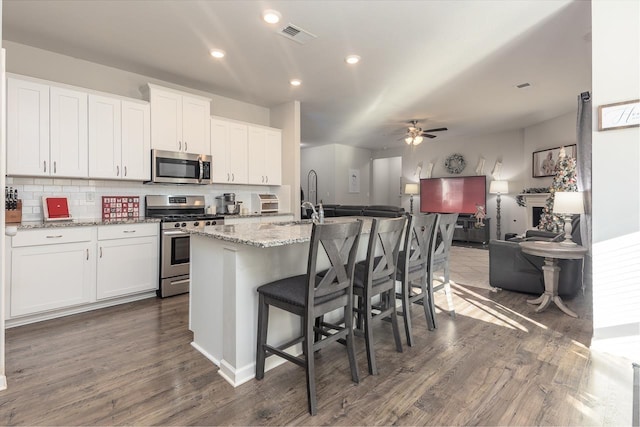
[
  {"x1": 185, "y1": 141, "x2": 188, "y2": 151},
  {"x1": 116, "y1": 165, "x2": 120, "y2": 176},
  {"x1": 86, "y1": 249, "x2": 89, "y2": 260},
  {"x1": 227, "y1": 173, "x2": 230, "y2": 182},
  {"x1": 124, "y1": 166, "x2": 127, "y2": 177},
  {"x1": 99, "y1": 247, "x2": 103, "y2": 258},
  {"x1": 46, "y1": 235, "x2": 63, "y2": 239},
  {"x1": 44, "y1": 161, "x2": 47, "y2": 173},
  {"x1": 54, "y1": 161, "x2": 57, "y2": 174},
  {"x1": 232, "y1": 173, "x2": 235, "y2": 182},
  {"x1": 266, "y1": 175, "x2": 269, "y2": 183},
  {"x1": 123, "y1": 230, "x2": 136, "y2": 234},
  {"x1": 178, "y1": 141, "x2": 182, "y2": 151}
]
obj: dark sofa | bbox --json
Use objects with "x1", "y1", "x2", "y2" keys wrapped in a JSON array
[
  {"x1": 489, "y1": 216, "x2": 583, "y2": 297},
  {"x1": 304, "y1": 204, "x2": 405, "y2": 218}
]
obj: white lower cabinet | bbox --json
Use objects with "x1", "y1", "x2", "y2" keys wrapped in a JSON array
[
  {"x1": 96, "y1": 224, "x2": 158, "y2": 300},
  {"x1": 10, "y1": 228, "x2": 95, "y2": 317},
  {"x1": 7, "y1": 223, "x2": 159, "y2": 323}
]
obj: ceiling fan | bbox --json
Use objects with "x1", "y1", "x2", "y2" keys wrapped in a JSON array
[{"x1": 403, "y1": 120, "x2": 448, "y2": 145}]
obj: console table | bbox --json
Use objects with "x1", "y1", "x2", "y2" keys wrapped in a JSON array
[
  {"x1": 453, "y1": 216, "x2": 490, "y2": 244},
  {"x1": 519, "y1": 241, "x2": 587, "y2": 318}
]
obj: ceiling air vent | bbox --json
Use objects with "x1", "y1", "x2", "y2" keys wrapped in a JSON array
[{"x1": 277, "y1": 23, "x2": 317, "y2": 44}]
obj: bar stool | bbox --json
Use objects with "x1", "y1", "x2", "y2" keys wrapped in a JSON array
[
  {"x1": 426, "y1": 213, "x2": 459, "y2": 330},
  {"x1": 353, "y1": 216, "x2": 406, "y2": 375},
  {"x1": 255, "y1": 220, "x2": 362, "y2": 416},
  {"x1": 395, "y1": 213, "x2": 438, "y2": 346}
]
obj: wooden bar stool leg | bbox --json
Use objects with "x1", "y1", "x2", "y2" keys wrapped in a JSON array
[
  {"x1": 255, "y1": 294, "x2": 269, "y2": 379},
  {"x1": 364, "y1": 297, "x2": 377, "y2": 375},
  {"x1": 390, "y1": 289, "x2": 403, "y2": 353},
  {"x1": 304, "y1": 317, "x2": 317, "y2": 415},
  {"x1": 401, "y1": 280, "x2": 414, "y2": 347}
]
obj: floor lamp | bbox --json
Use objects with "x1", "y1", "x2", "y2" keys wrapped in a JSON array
[
  {"x1": 404, "y1": 183, "x2": 419, "y2": 214},
  {"x1": 489, "y1": 180, "x2": 508, "y2": 240}
]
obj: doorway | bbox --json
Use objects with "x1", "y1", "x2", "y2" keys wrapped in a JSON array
[{"x1": 372, "y1": 157, "x2": 402, "y2": 206}]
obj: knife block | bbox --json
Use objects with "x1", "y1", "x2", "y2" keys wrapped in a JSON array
[{"x1": 5, "y1": 200, "x2": 22, "y2": 224}]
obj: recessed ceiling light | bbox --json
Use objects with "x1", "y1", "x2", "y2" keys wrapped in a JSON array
[
  {"x1": 345, "y1": 55, "x2": 361, "y2": 65},
  {"x1": 210, "y1": 49, "x2": 225, "y2": 59},
  {"x1": 290, "y1": 79, "x2": 302, "y2": 87},
  {"x1": 263, "y1": 9, "x2": 282, "y2": 24}
]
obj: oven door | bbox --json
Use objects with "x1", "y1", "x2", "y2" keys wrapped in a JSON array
[{"x1": 161, "y1": 229, "x2": 190, "y2": 278}]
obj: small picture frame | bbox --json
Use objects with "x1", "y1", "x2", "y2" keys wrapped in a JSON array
[
  {"x1": 532, "y1": 145, "x2": 577, "y2": 178},
  {"x1": 598, "y1": 99, "x2": 640, "y2": 131}
]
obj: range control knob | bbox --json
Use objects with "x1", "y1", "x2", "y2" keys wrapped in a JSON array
[
  {"x1": 205, "y1": 221, "x2": 211, "y2": 226},
  {"x1": 181, "y1": 222, "x2": 187, "y2": 227},
  {"x1": 174, "y1": 223, "x2": 180, "y2": 228},
  {"x1": 193, "y1": 221, "x2": 199, "y2": 227}
]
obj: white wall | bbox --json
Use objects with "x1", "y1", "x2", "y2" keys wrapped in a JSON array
[
  {"x1": 270, "y1": 101, "x2": 300, "y2": 219},
  {"x1": 591, "y1": 0, "x2": 640, "y2": 361},
  {"x1": 301, "y1": 145, "x2": 335, "y2": 204}
]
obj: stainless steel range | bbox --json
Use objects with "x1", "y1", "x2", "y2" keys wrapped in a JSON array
[{"x1": 145, "y1": 195, "x2": 224, "y2": 298}]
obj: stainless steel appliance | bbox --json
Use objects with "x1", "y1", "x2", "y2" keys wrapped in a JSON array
[
  {"x1": 145, "y1": 195, "x2": 224, "y2": 297},
  {"x1": 150, "y1": 149, "x2": 212, "y2": 185},
  {"x1": 216, "y1": 193, "x2": 241, "y2": 214}
]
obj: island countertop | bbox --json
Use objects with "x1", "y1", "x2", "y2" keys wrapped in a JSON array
[{"x1": 187, "y1": 217, "x2": 372, "y2": 248}]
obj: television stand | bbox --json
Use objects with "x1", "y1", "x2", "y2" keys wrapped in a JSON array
[{"x1": 453, "y1": 216, "x2": 491, "y2": 245}]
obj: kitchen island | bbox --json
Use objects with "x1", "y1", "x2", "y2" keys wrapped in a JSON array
[{"x1": 188, "y1": 217, "x2": 371, "y2": 387}]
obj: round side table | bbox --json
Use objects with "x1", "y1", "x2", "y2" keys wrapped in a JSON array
[{"x1": 519, "y1": 241, "x2": 587, "y2": 318}]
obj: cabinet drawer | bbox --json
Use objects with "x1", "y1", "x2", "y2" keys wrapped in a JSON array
[
  {"x1": 98, "y1": 223, "x2": 158, "y2": 240},
  {"x1": 12, "y1": 227, "x2": 93, "y2": 247}
]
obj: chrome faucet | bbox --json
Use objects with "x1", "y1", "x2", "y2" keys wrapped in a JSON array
[{"x1": 301, "y1": 201, "x2": 319, "y2": 223}]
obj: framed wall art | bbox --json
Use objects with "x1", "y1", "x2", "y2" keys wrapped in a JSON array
[
  {"x1": 598, "y1": 99, "x2": 640, "y2": 131},
  {"x1": 532, "y1": 144, "x2": 577, "y2": 178}
]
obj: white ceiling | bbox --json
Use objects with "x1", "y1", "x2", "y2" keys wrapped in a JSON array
[{"x1": 2, "y1": 0, "x2": 592, "y2": 150}]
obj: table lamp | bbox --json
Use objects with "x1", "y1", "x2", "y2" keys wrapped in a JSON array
[
  {"x1": 489, "y1": 180, "x2": 508, "y2": 240},
  {"x1": 552, "y1": 191, "x2": 584, "y2": 246},
  {"x1": 404, "y1": 183, "x2": 419, "y2": 214}
]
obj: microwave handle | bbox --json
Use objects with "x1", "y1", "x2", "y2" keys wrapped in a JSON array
[{"x1": 198, "y1": 157, "x2": 204, "y2": 183}]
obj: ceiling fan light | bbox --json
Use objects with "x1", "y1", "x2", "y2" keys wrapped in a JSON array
[
  {"x1": 414, "y1": 136, "x2": 424, "y2": 145},
  {"x1": 405, "y1": 137, "x2": 413, "y2": 145}
]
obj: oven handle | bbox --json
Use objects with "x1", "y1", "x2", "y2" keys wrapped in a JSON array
[
  {"x1": 162, "y1": 230, "x2": 188, "y2": 236},
  {"x1": 198, "y1": 157, "x2": 204, "y2": 183},
  {"x1": 170, "y1": 279, "x2": 190, "y2": 286}
]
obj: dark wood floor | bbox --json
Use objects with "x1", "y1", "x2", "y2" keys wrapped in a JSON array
[{"x1": 0, "y1": 284, "x2": 631, "y2": 425}]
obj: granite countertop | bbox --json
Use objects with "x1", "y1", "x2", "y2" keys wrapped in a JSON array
[
  {"x1": 218, "y1": 212, "x2": 293, "y2": 219},
  {"x1": 188, "y1": 217, "x2": 372, "y2": 248},
  {"x1": 11, "y1": 217, "x2": 160, "y2": 230}
]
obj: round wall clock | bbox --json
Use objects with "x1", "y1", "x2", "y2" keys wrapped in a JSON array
[{"x1": 445, "y1": 154, "x2": 466, "y2": 174}]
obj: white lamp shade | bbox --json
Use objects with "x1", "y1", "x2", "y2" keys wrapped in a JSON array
[
  {"x1": 489, "y1": 180, "x2": 509, "y2": 194},
  {"x1": 553, "y1": 191, "x2": 584, "y2": 214},
  {"x1": 404, "y1": 183, "x2": 419, "y2": 195}
]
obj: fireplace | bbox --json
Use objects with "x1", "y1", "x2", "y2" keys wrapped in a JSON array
[{"x1": 521, "y1": 193, "x2": 550, "y2": 230}]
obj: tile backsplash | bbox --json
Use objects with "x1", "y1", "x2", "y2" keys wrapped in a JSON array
[{"x1": 6, "y1": 177, "x2": 291, "y2": 221}]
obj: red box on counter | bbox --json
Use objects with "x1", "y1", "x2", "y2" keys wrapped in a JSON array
[{"x1": 102, "y1": 196, "x2": 140, "y2": 221}]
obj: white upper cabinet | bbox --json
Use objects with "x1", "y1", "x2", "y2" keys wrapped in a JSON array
[
  {"x1": 89, "y1": 95, "x2": 150, "y2": 181},
  {"x1": 7, "y1": 78, "x2": 50, "y2": 176},
  {"x1": 49, "y1": 86, "x2": 89, "y2": 178},
  {"x1": 247, "y1": 125, "x2": 282, "y2": 185},
  {"x1": 146, "y1": 84, "x2": 210, "y2": 155},
  {"x1": 211, "y1": 117, "x2": 248, "y2": 184},
  {"x1": 8, "y1": 77, "x2": 89, "y2": 178},
  {"x1": 121, "y1": 100, "x2": 151, "y2": 181}
]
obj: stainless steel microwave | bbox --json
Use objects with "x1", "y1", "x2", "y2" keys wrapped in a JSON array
[{"x1": 150, "y1": 149, "x2": 212, "y2": 185}]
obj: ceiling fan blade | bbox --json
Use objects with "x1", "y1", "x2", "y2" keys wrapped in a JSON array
[
  {"x1": 422, "y1": 134, "x2": 437, "y2": 139},
  {"x1": 422, "y1": 127, "x2": 448, "y2": 133}
]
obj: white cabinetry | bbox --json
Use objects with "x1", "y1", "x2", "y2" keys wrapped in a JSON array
[
  {"x1": 10, "y1": 227, "x2": 95, "y2": 317},
  {"x1": 147, "y1": 84, "x2": 210, "y2": 154},
  {"x1": 248, "y1": 125, "x2": 282, "y2": 185},
  {"x1": 210, "y1": 117, "x2": 248, "y2": 184},
  {"x1": 7, "y1": 77, "x2": 88, "y2": 178},
  {"x1": 96, "y1": 223, "x2": 158, "y2": 300},
  {"x1": 89, "y1": 94, "x2": 150, "y2": 181}
]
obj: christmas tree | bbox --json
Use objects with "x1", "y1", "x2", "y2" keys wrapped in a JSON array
[{"x1": 537, "y1": 147, "x2": 578, "y2": 232}]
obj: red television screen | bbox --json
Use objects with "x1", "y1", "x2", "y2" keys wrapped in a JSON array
[{"x1": 419, "y1": 176, "x2": 486, "y2": 215}]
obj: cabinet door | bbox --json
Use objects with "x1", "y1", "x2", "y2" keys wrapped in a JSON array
[
  {"x1": 228, "y1": 122, "x2": 248, "y2": 183},
  {"x1": 210, "y1": 118, "x2": 230, "y2": 183},
  {"x1": 11, "y1": 243, "x2": 94, "y2": 317},
  {"x1": 182, "y1": 96, "x2": 210, "y2": 154},
  {"x1": 264, "y1": 129, "x2": 282, "y2": 185},
  {"x1": 150, "y1": 89, "x2": 182, "y2": 151},
  {"x1": 88, "y1": 94, "x2": 121, "y2": 179},
  {"x1": 7, "y1": 78, "x2": 50, "y2": 176},
  {"x1": 121, "y1": 100, "x2": 150, "y2": 181},
  {"x1": 247, "y1": 126, "x2": 266, "y2": 185},
  {"x1": 96, "y1": 235, "x2": 158, "y2": 300},
  {"x1": 50, "y1": 86, "x2": 88, "y2": 177}
]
